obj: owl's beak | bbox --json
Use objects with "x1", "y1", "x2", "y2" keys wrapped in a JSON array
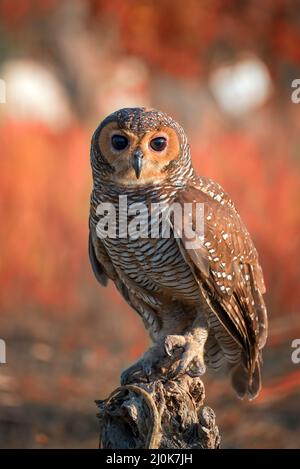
[{"x1": 132, "y1": 148, "x2": 143, "y2": 179}]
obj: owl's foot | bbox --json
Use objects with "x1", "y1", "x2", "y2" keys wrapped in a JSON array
[
  {"x1": 121, "y1": 330, "x2": 207, "y2": 385},
  {"x1": 120, "y1": 344, "x2": 165, "y2": 385},
  {"x1": 164, "y1": 333, "x2": 207, "y2": 378}
]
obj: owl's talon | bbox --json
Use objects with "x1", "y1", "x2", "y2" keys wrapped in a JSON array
[
  {"x1": 143, "y1": 361, "x2": 152, "y2": 379},
  {"x1": 164, "y1": 335, "x2": 186, "y2": 357},
  {"x1": 164, "y1": 335, "x2": 207, "y2": 379},
  {"x1": 121, "y1": 344, "x2": 162, "y2": 385},
  {"x1": 164, "y1": 342, "x2": 172, "y2": 357},
  {"x1": 121, "y1": 368, "x2": 134, "y2": 385},
  {"x1": 187, "y1": 360, "x2": 206, "y2": 377},
  {"x1": 121, "y1": 360, "x2": 144, "y2": 385},
  {"x1": 121, "y1": 371, "x2": 129, "y2": 385}
]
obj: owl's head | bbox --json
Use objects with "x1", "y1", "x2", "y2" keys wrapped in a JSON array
[{"x1": 91, "y1": 107, "x2": 192, "y2": 187}]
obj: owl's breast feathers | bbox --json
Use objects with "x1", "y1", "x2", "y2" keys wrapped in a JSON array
[{"x1": 89, "y1": 175, "x2": 268, "y2": 399}]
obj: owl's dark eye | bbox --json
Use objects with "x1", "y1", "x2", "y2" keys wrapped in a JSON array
[
  {"x1": 111, "y1": 134, "x2": 129, "y2": 151},
  {"x1": 150, "y1": 137, "x2": 167, "y2": 152}
]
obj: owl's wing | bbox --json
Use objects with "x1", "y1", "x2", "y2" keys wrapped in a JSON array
[
  {"x1": 88, "y1": 231, "x2": 109, "y2": 287},
  {"x1": 172, "y1": 176, "x2": 268, "y2": 399}
]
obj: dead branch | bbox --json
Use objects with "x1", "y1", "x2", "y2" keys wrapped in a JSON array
[{"x1": 96, "y1": 369, "x2": 221, "y2": 449}]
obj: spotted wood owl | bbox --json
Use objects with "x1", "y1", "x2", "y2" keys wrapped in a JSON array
[{"x1": 89, "y1": 107, "x2": 268, "y2": 399}]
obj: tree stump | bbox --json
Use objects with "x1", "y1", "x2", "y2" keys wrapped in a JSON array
[{"x1": 96, "y1": 373, "x2": 220, "y2": 449}]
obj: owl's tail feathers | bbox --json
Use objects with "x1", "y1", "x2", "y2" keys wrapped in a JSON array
[{"x1": 231, "y1": 356, "x2": 261, "y2": 400}]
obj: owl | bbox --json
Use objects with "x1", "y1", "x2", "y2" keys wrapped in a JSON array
[{"x1": 89, "y1": 107, "x2": 268, "y2": 399}]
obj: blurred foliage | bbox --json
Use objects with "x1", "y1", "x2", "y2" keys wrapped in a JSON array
[
  {"x1": 0, "y1": 122, "x2": 90, "y2": 312},
  {"x1": 1, "y1": 0, "x2": 300, "y2": 78},
  {"x1": 94, "y1": 0, "x2": 300, "y2": 80}
]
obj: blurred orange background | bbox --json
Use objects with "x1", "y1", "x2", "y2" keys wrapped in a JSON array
[{"x1": 0, "y1": 0, "x2": 300, "y2": 448}]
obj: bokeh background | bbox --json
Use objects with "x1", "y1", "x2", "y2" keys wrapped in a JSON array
[{"x1": 0, "y1": 0, "x2": 300, "y2": 448}]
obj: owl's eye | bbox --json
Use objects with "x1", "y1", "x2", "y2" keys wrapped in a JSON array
[
  {"x1": 111, "y1": 134, "x2": 129, "y2": 151},
  {"x1": 150, "y1": 137, "x2": 167, "y2": 152}
]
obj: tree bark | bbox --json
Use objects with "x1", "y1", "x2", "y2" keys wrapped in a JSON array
[{"x1": 96, "y1": 372, "x2": 221, "y2": 449}]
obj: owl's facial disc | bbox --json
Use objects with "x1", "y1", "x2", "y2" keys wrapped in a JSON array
[{"x1": 98, "y1": 122, "x2": 180, "y2": 186}]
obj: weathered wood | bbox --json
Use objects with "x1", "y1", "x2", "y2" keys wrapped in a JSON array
[{"x1": 96, "y1": 372, "x2": 220, "y2": 449}]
